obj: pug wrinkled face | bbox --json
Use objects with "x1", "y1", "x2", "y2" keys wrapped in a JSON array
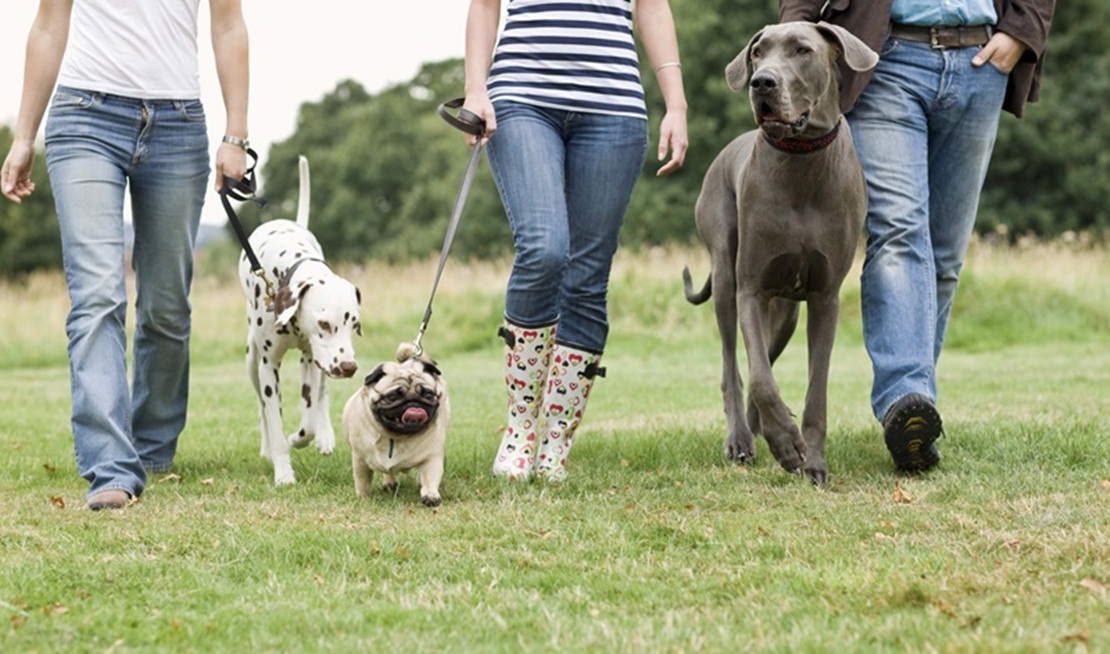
[{"x1": 364, "y1": 358, "x2": 444, "y2": 435}]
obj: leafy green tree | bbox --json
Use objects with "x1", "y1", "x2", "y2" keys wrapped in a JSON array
[
  {"x1": 237, "y1": 0, "x2": 1107, "y2": 271},
  {"x1": 981, "y1": 0, "x2": 1110, "y2": 237},
  {"x1": 626, "y1": 0, "x2": 777, "y2": 248},
  {"x1": 0, "y1": 126, "x2": 62, "y2": 279}
]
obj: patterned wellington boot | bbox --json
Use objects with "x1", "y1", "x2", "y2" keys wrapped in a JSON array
[
  {"x1": 535, "y1": 344, "x2": 605, "y2": 483},
  {"x1": 492, "y1": 321, "x2": 556, "y2": 480}
]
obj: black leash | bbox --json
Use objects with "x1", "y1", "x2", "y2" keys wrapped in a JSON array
[
  {"x1": 411, "y1": 98, "x2": 487, "y2": 356},
  {"x1": 219, "y1": 148, "x2": 272, "y2": 301}
]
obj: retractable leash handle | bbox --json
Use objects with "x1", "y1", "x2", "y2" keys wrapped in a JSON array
[{"x1": 411, "y1": 99, "x2": 488, "y2": 357}]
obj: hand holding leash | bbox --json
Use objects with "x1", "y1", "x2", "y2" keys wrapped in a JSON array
[
  {"x1": 219, "y1": 148, "x2": 273, "y2": 302},
  {"x1": 411, "y1": 99, "x2": 487, "y2": 357}
]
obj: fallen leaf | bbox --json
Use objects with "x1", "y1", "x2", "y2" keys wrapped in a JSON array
[
  {"x1": 43, "y1": 463, "x2": 56, "y2": 473},
  {"x1": 1062, "y1": 630, "x2": 1089, "y2": 644},
  {"x1": 1101, "y1": 479, "x2": 1110, "y2": 491},
  {"x1": 313, "y1": 575, "x2": 325, "y2": 585},
  {"x1": 200, "y1": 478, "x2": 214, "y2": 487},
  {"x1": 158, "y1": 473, "x2": 183, "y2": 484},
  {"x1": 935, "y1": 598, "x2": 958, "y2": 619},
  {"x1": 172, "y1": 619, "x2": 182, "y2": 632},
  {"x1": 892, "y1": 482, "x2": 914, "y2": 504},
  {"x1": 50, "y1": 496, "x2": 66, "y2": 510},
  {"x1": 874, "y1": 532, "x2": 896, "y2": 543},
  {"x1": 1079, "y1": 578, "x2": 1107, "y2": 594}
]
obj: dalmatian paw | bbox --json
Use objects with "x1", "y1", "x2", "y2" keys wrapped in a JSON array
[
  {"x1": 314, "y1": 426, "x2": 335, "y2": 456},
  {"x1": 288, "y1": 428, "x2": 315, "y2": 449},
  {"x1": 273, "y1": 457, "x2": 296, "y2": 485}
]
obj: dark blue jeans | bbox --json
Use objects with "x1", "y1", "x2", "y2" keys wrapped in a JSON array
[{"x1": 486, "y1": 100, "x2": 647, "y2": 353}]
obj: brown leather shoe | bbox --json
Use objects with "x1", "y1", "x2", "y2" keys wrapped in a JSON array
[{"x1": 87, "y1": 489, "x2": 132, "y2": 511}]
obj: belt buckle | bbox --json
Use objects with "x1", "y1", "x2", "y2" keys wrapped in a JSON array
[{"x1": 929, "y1": 26, "x2": 944, "y2": 49}]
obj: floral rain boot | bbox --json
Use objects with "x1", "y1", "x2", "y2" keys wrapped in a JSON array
[
  {"x1": 535, "y1": 344, "x2": 605, "y2": 482},
  {"x1": 492, "y1": 322, "x2": 556, "y2": 480}
]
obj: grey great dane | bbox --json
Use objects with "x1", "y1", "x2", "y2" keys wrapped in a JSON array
[{"x1": 683, "y1": 22, "x2": 878, "y2": 485}]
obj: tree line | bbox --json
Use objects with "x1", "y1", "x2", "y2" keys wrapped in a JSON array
[{"x1": 2, "y1": 0, "x2": 1106, "y2": 278}]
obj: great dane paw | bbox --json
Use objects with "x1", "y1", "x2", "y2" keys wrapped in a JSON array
[
  {"x1": 723, "y1": 433, "x2": 756, "y2": 463},
  {"x1": 805, "y1": 465, "x2": 828, "y2": 487}
]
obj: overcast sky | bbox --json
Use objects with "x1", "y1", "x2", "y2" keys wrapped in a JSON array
[{"x1": 0, "y1": 1, "x2": 476, "y2": 223}]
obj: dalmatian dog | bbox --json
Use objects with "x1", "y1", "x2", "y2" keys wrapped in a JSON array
[{"x1": 238, "y1": 156, "x2": 363, "y2": 485}]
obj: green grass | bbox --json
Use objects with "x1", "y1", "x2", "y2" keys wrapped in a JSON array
[{"x1": 2, "y1": 241, "x2": 1109, "y2": 653}]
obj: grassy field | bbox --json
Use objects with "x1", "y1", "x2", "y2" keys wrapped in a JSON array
[{"x1": 1, "y1": 240, "x2": 1108, "y2": 653}]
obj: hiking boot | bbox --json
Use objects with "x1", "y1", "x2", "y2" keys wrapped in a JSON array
[{"x1": 883, "y1": 393, "x2": 943, "y2": 473}]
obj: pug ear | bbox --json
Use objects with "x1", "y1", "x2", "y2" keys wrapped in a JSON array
[
  {"x1": 422, "y1": 361, "x2": 442, "y2": 378},
  {"x1": 363, "y1": 364, "x2": 386, "y2": 388}
]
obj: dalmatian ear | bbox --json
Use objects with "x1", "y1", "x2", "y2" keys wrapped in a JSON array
[{"x1": 273, "y1": 279, "x2": 311, "y2": 328}]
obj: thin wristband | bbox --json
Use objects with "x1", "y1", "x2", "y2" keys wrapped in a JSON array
[
  {"x1": 654, "y1": 61, "x2": 683, "y2": 73},
  {"x1": 221, "y1": 135, "x2": 250, "y2": 151}
]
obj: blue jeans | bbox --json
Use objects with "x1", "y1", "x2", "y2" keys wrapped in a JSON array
[
  {"x1": 848, "y1": 40, "x2": 1008, "y2": 420},
  {"x1": 486, "y1": 101, "x2": 647, "y2": 353},
  {"x1": 45, "y1": 86, "x2": 210, "y2": 500}
]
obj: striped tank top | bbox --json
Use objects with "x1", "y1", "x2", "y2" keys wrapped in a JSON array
[{"x1": 487, "y1": 0, "x2": 647, "y2": 120}]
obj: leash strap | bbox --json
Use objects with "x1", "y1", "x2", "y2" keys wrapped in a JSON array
[
  {"x1": 412, "y1": 98, "x2": 487, "y2": 356},
  {"x1": 219, "y1": 148, "x2": 273, "y2": 300}
]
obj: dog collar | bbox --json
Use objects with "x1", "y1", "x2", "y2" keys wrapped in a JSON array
[
  {"x1": 763, "y1": 120, "x2": 841, "y2": 154},
  {"x1": 279, "y1": 257, "x2": 328, "y2": 289}
]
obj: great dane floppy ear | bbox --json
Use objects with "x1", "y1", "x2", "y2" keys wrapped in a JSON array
[
  {"x1": 813, "y1": 21, "x2": 879, "y2": 73},
  {"x1": 725, "y1": 27, "x2": 765, "y2": 91},
  {"x1": 725, "y1": 22, "x2": 878, "y2": 92}
]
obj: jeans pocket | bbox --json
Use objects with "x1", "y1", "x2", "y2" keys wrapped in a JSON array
[
  {"x1": 50, "y1": 88, "x2": 95, "y2": 112},
  {"x1": 178, "y1": 99, "x2": 207, "y2": 123}
]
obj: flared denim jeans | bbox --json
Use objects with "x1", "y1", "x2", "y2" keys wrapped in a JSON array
[{"x1": 45, "y1": 86, "x2": 209, "y2": 500}]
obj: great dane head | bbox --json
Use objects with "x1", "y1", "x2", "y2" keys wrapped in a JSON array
[{"x1": 725, "y1": 21, "x2": 878, "y2": 141}]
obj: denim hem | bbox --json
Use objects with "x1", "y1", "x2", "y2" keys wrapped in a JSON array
[
  {"x1": 553, "y1": 339, "x2": 604, "y2": 356},
  {"x1": 504, "y1": 314, "x2": 559, "y2": 330},
  {"x1": 142, "y1": 461, "x2": 174, "y2": 474}
]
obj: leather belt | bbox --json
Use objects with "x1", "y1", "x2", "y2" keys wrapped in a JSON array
[{"x1": 890, "y1": 23, "x2": 993, "y2": 49}]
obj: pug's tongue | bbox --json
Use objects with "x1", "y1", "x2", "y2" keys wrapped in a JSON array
[{"x1": 401, "y1": 406, "x2": 428, "y2": 424}]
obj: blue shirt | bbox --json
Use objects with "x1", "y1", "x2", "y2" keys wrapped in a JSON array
[
  {"x1": 487, "y1": 0, "x2": 647, "y2": 120},
  {"x1": 892, "y1": 0, "x2": 998, "y2": 26}
]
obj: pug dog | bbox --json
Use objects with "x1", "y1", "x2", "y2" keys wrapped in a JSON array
[{"x1": 342, "y1": 342, "x2": 450, "y2": 506}]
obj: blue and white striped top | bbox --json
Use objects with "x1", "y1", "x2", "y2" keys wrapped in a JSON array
[{"x1": 487, "y1": 0, "x2": 647, "y2": 120}]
